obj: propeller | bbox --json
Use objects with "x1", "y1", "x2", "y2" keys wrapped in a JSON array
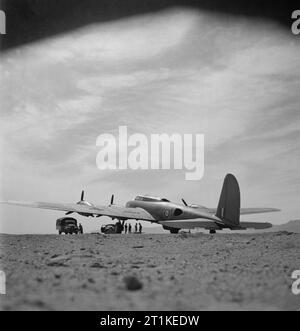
[
  {"x1": 96, "y1": 194, "x2": 115, "y2": 217},
  {"x1": 65, "y1": 190, "x2": 85, "y2": 215},
  {"x1": 181, "y1": 198, "x2": 201, "y2": 209},
  {"x1": 110, "y1": 194, "x2": 114, "y2": 205},
  {"x1": 182, "y1": 198, "x2": 188, "y2": 206}
]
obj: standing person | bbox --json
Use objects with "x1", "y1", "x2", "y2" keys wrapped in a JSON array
[
  {"x1": 124, "y1": 224, "x2": 128, "y2": 234},
  {"x1": 139, "y1": 222, "x2": 142, "y2": 234},
  {"x1": 134, "y1": 222, "x2": 138, "y2": 233},
  {"x1": 78, "y1": 223, "x2": 83, "y2": 234},
  {"x1": 128, "y1": 223, "x2": 132, "y2": 234}
]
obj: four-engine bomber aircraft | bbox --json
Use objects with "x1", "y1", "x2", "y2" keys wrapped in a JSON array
[{"x1": 1, "y1": 174, "x2": 280, "y2": 234}]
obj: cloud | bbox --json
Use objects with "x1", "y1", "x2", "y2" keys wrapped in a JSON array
[{"x1": 13, "y1": 8, "x2": 198, "y2": 65}]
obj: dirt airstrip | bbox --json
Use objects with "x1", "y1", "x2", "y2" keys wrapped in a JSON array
[{"x1": 0, "y1": 232, "x2": 299, "y2": 310}]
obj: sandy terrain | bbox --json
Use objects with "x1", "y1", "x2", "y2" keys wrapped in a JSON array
[{"x1": 0, "y1": 232, "x2": 299, "y2": 311}]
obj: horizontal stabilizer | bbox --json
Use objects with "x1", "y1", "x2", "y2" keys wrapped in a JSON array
[
  {"x1": 208, "y1": 207, "x2": 280, "y2": 216},
  {"x1": 239, "y1": 208, "x2": 280, "y2": 215},
  {"x1": 239, "y1": 222, "x2": 273, "y2": 229}
]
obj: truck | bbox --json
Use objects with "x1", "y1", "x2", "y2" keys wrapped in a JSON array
[{"x1": 56, "y1": 217, "x2": 81, "y2": 235}]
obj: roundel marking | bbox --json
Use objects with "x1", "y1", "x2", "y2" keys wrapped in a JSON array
[{"x1": 164, "y1": 209, "x2": 170, "y2": 218}]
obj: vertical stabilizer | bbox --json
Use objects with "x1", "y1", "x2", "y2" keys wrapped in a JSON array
[{"x1": 216, "y1": 174, "x2": 241, "y2": 227}]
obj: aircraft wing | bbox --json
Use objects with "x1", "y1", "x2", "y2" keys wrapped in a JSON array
[
  {"x1": 0, "y1": 200, "x2": 156, "y2": 221},
  {"x1": 207, "y1": 207, "x2": 280, "y2": 215}
]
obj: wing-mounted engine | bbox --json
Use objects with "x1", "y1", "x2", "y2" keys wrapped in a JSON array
[{"x1": 66, "y1": 190, "x2": 94, "y2": 217}]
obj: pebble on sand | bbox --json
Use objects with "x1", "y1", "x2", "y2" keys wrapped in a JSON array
[{"x1": 123, "y1": 275, "x2": 143, "y2": 291}]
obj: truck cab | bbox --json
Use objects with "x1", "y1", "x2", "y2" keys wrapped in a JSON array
[{"x1": 56, "y1": 217, "x2": 79, "y2": 235}]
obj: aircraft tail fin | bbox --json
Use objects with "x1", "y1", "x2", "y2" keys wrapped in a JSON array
[{"x1": 216, "y1": 174, "x2": 241, "y2": 227}]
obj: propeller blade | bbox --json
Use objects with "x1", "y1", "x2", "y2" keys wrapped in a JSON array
[
  {"x1": 81, "y1": 190, "x2": 84, "y2": 201},
  {"x1": 110, "y1": 194, "x2": 114, "y2": 205},
  {"x1": 182, "y1": 199, "x2": 188, "y2": 206}
]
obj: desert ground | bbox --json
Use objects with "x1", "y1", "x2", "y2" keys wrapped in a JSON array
[{"x1": 0, "y1": 231, "x2": 299, "y2": 311}]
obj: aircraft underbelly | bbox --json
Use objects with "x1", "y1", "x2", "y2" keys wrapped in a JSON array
[{"x1": 159, "y1": 220, "x2": 220, "y2": 230}]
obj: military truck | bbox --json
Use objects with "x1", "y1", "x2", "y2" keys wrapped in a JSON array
[
  {"x1": 56, "y1": 217, "x2": 79, "y2": 235},
  {"x1": 101, "y1": 222, "x2": 123, "y2": 234}
]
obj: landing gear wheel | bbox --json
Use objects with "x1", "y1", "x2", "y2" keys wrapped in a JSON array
[
  {"x1": 209, "y1": 230, "x2": 216, "y2": 234},
  {"x1": 163, "y1": 225, "x2": 180, "y2": 234},
  {"x1": 115, "y1": 222, "x2": 123, "y2": 234}
]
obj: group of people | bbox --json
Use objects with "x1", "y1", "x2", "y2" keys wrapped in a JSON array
[{"x1": 124, "y1": 222, "x2": 142, "y2": 234}]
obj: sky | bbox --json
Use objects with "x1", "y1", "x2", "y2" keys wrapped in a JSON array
[{"x1": 0, "y1": 8, "x2": 300, "y2": 233}]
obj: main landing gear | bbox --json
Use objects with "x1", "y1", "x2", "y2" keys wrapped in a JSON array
[
  {"x1": 162, "y1": 225, "x2": 180, "y2": 234},
  {"x1": 115, "y1": 221, "x2": 124, "y2": 234},
  {"x1": 209, "y1": 230, "x2": 216, "y2": 234}
]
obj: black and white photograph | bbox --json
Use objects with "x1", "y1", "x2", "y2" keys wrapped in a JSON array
[{"x1": 0, "y1": 0, "x2": 300, "y2": 315}]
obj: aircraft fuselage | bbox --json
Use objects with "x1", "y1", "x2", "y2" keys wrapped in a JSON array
[{"x1": 125, "y1": 199, "x2": 220, "y2": 224}]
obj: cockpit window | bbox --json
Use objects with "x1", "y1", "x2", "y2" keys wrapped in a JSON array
[
  {"x1": 134, "y1": 195, "x2": 170, "y2": 202},
  {"x1": 134, "y1": 196, "x2": 143, "y2": 201}
]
